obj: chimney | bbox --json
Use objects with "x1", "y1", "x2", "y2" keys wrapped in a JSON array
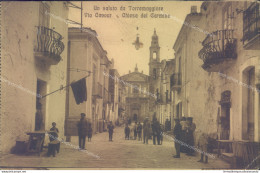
[{"x1": 191, "y1": 6, "x2": 197, "y2": 14}]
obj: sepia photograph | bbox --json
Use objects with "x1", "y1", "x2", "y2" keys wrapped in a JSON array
[{"x1": 0, "y1": 0, "x2": 260, "y2": 171}]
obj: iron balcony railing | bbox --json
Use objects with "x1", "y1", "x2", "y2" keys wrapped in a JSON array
[
  {"x1": 198, "y1": 29, "x2": 237, "y2": 67},
  {"x1": 35, "y1": 26, "x2": 64, "y2": 64},
  {"x1": 243, "y1": 2, "x2": 260, "y2": 44}
]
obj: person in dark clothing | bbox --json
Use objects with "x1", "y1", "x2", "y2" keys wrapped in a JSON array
[
  {"x1": 134, "y1": 122, "x2": 137, "y2": 140},
  {"x1": 180, "y1": 117, "x2": 188, "y2": 153},
  {"x1": 107, "y1": 121, "x2": 114, "y2": 141},
  {"x1": 152, "y1": 118, "x2": 160, "y2": 145},
  {"x1": 173, "y1": 118, "x2": 182, "y2": 158},
  {"x1": 137, "y1": 122, "x2": 142, "y2": 141},
  {"x1": 88, "y1": 123, "x2": 93, "y2": 142},
  {"x1": 77, "y1": 113, "x2": 88, "y2": 150},
  {"x1": 143, "y1": 118, "x2": 150, "y2": 144},
  {"x1": 125, "y1": 124, "x2": 130, "y2": 140},
  {"x1": 186, "y1": 117, "x2": 196, "y2": 156},
  {"x1": 157, "y1": 124, "x2": 163, "y2": 145}
]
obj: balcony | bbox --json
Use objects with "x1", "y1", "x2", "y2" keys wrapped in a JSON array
[
  {"x1": 34, "y1": 26, "x2": 65, "y2": 65},
  {"x1": 92, "y1": 83, "x2": 103, "y2": 98},
  {"x1": 170, "y1": 73, "x2": 182, "y2": 91},
  {"x1": 198, "y1": 29, "x2": 237, "y2": 72},
  {"x1": 243, "y1": 2, "x2": 260, "y2": 50}
]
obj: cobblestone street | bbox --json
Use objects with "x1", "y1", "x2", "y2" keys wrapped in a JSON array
[{"x1": 1, "y1": 126, "x2": 231, "y2": 169}]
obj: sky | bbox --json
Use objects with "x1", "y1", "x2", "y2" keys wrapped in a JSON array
[{"x1": 69, "y1": 1, "x2": 203, "y2": 76}]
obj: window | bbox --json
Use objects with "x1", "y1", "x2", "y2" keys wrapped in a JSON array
[
  {"x1": 153, "y1": 69, "x2": 157, "y2": 80},
  {"x1": 39, "y1": 2, "x2": 50, "y2": 27},
  {"x1": 133, "y1": 85, "x2": 139, "y2": 94},
  {"x1": 223, "y1": 4, "x2": 234, "y2": 30},
  {"x1": 153, "y1": 52, "x2": 157, "y2": 59}
]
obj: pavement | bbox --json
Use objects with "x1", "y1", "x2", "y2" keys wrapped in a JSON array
[{"x1": 0, "y1": 126, "x2": 231, "y2": 169}]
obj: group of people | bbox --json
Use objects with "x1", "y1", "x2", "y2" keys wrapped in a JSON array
[
  {"x1": 124, "y1": 122, "x2": 143, "y2": 140},
  {"x1": 173, "y1": 117, "x2": 196, "y2": 158},
  {"x1": 77, "y1": 112, "x2": 208, "y2": 164},
  {"x1": 173, "y1": 117, "x2": 208, "y2": 163},
  {"x1": 124, "y1": 116, "x2": 163, "y2": 145}
]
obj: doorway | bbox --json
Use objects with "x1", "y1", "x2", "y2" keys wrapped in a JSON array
[
  {"x1": 35, "y1": 79, "x2": 47, "y2": 131},
  {"x1": 242, "y1": 67, "x2": 255, "y2": 141},
  {"x1": 219, "y1": 90, "x2": 231, "y2": 140}
]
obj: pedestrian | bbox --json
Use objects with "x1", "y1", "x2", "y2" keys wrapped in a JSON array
[
  {"x1": 137, "y1": 122, "x2": 142, "y2": 141},
  {"x1": 88, "y1": 123, "x2": 93, "y2": 142},
  {"x1": 77, "y1": 113, "x2": 88, "y2": 150},
  {"x1": 49, "y1": 122, "x2": 59, "y2": 141},
  {"x1": 107, "y1": 121, "x2": 114, "y2": 141},
  {"x1": 125, "y1": 124, "x2": 130, "y2": 140},
  {"x1": 180, "y1": 117, "x2": 188, "y2": 153},
  {"x1": 152, "y1": 117, "x2": 160, "y2": 145},
  {"x1": 197, "y1": 133, "x2": 209, "y2": 163},
  {"x1": 157, "y1": 124, "x2": 163, "y2": 145},
  {"x1": 173, "y1": 118, "x2": 182, "y2": 158},
  {"x1": 134, "y1": 122, "x2": 137, "y2": 140},
  {"x1": 143, "y1": 117, "x2": 150, "y2": 144},
  {"x1": 186, "y1": 117, "x2": 196, "y2": 156}
]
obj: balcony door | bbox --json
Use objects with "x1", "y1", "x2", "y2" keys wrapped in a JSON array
[
  {"x1": 223, "y1": 3, "x2": 234, "y2": 30},
  {"x1": 39, "y1": 2, "x2": 50, "y2": 27},
  {"x1": 242, "y1": 67, "x2": 255, "y2": 141}
]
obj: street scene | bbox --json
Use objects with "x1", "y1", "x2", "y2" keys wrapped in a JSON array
[{"x1": 1, "y1": 0, "x2": 260, "y2": 171}]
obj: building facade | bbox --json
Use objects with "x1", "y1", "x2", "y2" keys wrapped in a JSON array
[
  {"x1": 171, "y1": 2, "x2": 260, "y2": 167},
  {"x1": 1, "y1": 1, "x2": 69, "y2": 153},
  {"x1": 66, "y1": 27, "x2": 114, "y2": 138},
  {"x1": 120, "y1": 65, "x2": 150, "y2": 122}
]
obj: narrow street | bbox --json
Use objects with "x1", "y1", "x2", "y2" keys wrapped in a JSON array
[{"x1": 1, "y1": 126, "x2": 230, "y2": 169}]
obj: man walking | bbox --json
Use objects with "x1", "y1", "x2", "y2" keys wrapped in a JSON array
[
  {"x1": 125, "y1": 124, "x2": 130, "y2": 140},
  {"x1": 134, "y1": 122, "x2": 137, "y2": 140},
  {"x1": 107, "y1": 121, "x2": 114, "y2": 141},
  {"x1": 77, "y1": 113, "x2": 88, "y2": 150},
  {"x1": 152, "y1": 117, "x2": 160, "y2": 145},
  {"x1": 173, "y1": 118, "x2": 182, "y2": 158},
  {"x1": 143, "y1": 117, "x2": 150, "y2": 144},
  {"x1": 137, "y1": 122, "x2": 142, "y2": 141}
]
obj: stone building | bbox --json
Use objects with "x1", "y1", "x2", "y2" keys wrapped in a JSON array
[
  {"x1": 172, "y1": 2, "x2": 260, "y2": 167},
  {"x1": 120, "y1": 65, "x2": 150, "y2": 122},
  {"x1": 198, "y1": 1, "x2": 260, "y2": 143},
  {"x1": 66, "y1": 27, "x2": 114, "y2": 138},
  {"x1": 172, "y1": 6, "x2": 210, "y2": 142},
  {"x1": 198, "y1": 2, "x2": 260, "y2": 166},
  {"x1": 149, "y1": 30, "x2": 176, "y2": 128},
  {"x1": 1, "y1": 1, "x2": 69, "y2": 153}
]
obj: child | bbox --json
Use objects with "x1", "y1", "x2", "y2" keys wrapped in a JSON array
[
  {"x1": 125, "y1": 124, "x2": 130, "y2": 140},
  {"x1": 49, "y1": 122, "x2": 59, "y2": 141},
  {"x1": 88, "y1": 123, "x2": 93, "y2": 142}
]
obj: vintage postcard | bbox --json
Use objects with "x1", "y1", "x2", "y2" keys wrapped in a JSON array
[{"x1": 1, "y1": 0, "x2": 260, "y2": 171}]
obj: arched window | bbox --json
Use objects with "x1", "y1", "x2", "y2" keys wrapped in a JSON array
[{"x1": 153, "y1": 52, "x2": 157, "y2": 59}]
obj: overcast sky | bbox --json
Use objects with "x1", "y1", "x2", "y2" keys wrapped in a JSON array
[{"x1": 69, "y1": 1, "x2": 202, "y2": 76}]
